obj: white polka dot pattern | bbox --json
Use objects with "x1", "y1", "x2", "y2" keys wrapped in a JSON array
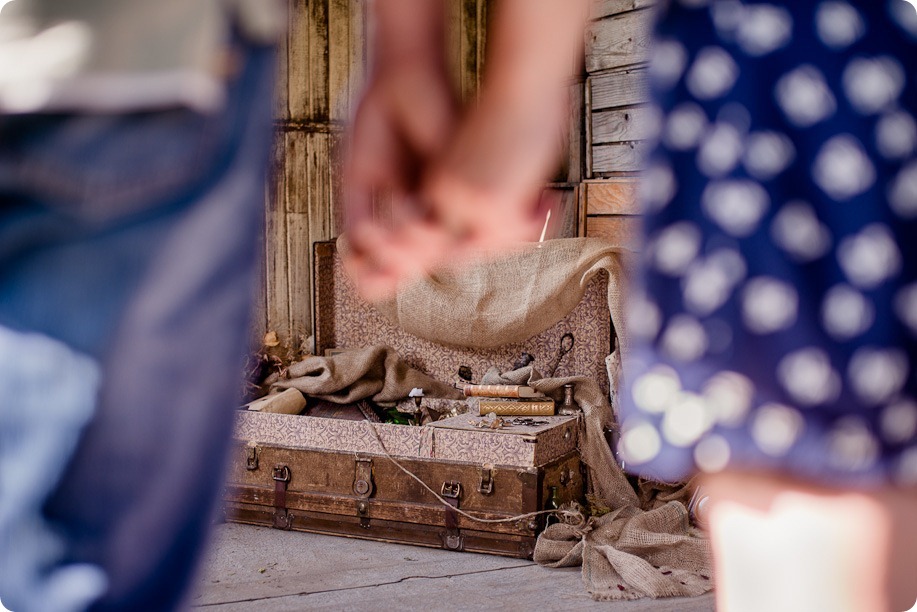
[
  {"x1": 622, "y1": 0, "x2": 917, "y2": 485},
  {"x1": 821, "y1": 284, "x2": 875, "y2": 340},
  {"x1": 698, "y1": 122, "x2": 745, "y2": 177},
  {"x1": 701, "y1": 180, "x2": 770, "y2": 236},
  {"x1": 743, "y1": 131, "x2": 795, "y2": 179},
  {"x1": 847, "y1": 348, "x2": 909, "y2": 405},
  {"x1": 661, "y1": 315, "x2": 709, "y2": 362},
  {"x1": 735, "y1": 4, "x2": 793, "y2": 57},
  {"x1": 664, "y1": 102, "x2": 709, "y2": 150},
  {"x1": 837, "y1": 224, "x2": 901, "y2": 289},
  {"x1": 875, "y1": 110, "x2": 917, "y2": 159},
  {"x1": 651, "y1": 39, "x2": 690, "y2": 92},
  {"x1": 751, "y1": 403, "x2": 804, "y2": 456},
  {"x1": 687, "y1": 47, "x2": 740, "y2": 100},
  {"x1": 775, "y1": 65, "x2": 837, "y2": 127},
  {"x1": 650, "y1": 222, "x2": 702, "y2": 276},
  {"x1": 812, "y1": 135, "x2": 876, "y2": 200},
  {"x1": 770, "y1": 201, "x2": 832, "y2": 262},
  {"x1": 741, "y1": 277, "x2": 799, "y2": 334},
  {"x1": 842, "y1": 56, "x2": 905, "y2": 115},
  {"x1": 777, "y1": 348, "x2": 841, "y2": 406},
  {"x1": 816, "y1": 1, "x2": 866, "y2": 49},
  {"x1": 827, "y1": 417, "x2": 880, "y2": 472}
]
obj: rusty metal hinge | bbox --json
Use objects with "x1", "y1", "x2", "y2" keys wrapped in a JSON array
[
  {"x1": 478, "y1": 464, "x2": 494, "y2": 495},
  {"x1": 272, "y1": 464, "x2": 293, "y2": 530},
  {"x1": 352, "y1": 457, "x2": 374, "y2": 498},
  {"x1": 356, "y1": 500, "x2": 371, "y2": 529},
  {"x1": 245, "y1": 443, "x2": 260, "y2": 471}
]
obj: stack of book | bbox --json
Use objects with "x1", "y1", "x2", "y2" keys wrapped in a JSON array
[{"x1": 462, "y1": 384, "x2": 555, "y2": 416}]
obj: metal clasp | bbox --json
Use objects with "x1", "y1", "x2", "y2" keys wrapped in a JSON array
[
  {"x1": 353, "y1": 457, "x2": 374, "y2": 498},
  {"x1": 478, "y1": 465, "x2": 494, "y2": 495},
  {"x1": 441, "y1": 481, "x2": 461, "y2": 499},
  {"x1": 356, "y1": 500, "x2": 371, "y2": 529},
  {"x1": 245, "y1": 444, "x2": 259, "y2": 471},
  {"x1": 272, "y1": 465, "x2": 291, "y2": 482}
]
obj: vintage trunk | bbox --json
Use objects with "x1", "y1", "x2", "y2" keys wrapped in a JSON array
[{"x1": 223, "y1": 414, "x2": 585, "y2": 559}]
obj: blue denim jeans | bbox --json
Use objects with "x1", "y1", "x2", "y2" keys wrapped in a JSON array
[{"x1": 0, "y1": 34, "x2": 274, "y2": 612}]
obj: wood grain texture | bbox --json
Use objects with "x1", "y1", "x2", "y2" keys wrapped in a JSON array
[
  {"x1": 274, "y1": 1, "x2": 291, "y2": 120},
  {"x1": 590, "y1": 66, "x2": 648, "y2": 110},
  {"x1": 585, "y1": 179, "x2": 641, "y2": 215},
  {"x1": 328, "y1": 0, "x2": 352, "y2": 121},
  {"x1": 585, "y1": 9, "x2": 653, "y2": 73},
  {"x1": 308, "y1": 0, "x2": 331, "y2": 120},
  {"x1": 265, "y1": 137, "x2": 292, "y2": 341},
  {"x1": 592, "y1": 141, "x2": 648, "y2": 174},
  {"x1": 585, "y1": 215, "x2": 642, "y2": 249},
  {"x1": 591, "y1": 105, "x2": 654, "y2": 144},
  {"x1": 288, "y1": 0, "x2": 311, "y2": 120}
]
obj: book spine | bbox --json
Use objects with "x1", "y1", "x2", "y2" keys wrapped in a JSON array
[
  {"x1": 463, "y1": 384, "x2": 526, "y2": 398},
  {"x1": 478, "y1": 400, "x2": 555, "y2": 416}
]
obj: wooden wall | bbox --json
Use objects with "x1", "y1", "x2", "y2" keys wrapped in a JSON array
[
  {"x1": 255, "y1": 0, "x2": 655, "y2": 354},
  {"x1": 257, "y1": 0, "x2": 490, "y2": 355},
  {"x1": 582, "y1": 0, "x2": 654, "y2": 247}
]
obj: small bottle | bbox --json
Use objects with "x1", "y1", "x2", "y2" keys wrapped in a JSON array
[
  {"x1": 558, "y1": 384, "x2": 578, "y2": 416},
  {"x1": 545, "y1": 486, "x2": 561, "y2": 526}
]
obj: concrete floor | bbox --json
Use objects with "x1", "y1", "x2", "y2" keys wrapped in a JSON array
[{"x1": 191, "y1": 523, "x2": 715, "y2": 611}]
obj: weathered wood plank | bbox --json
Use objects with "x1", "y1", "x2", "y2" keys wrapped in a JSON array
[
  {"x1": 282, "y1": 131, "x2": 311, "y2": 351},
  {"x1": 308, "y1": 0, "x2": 331, "y2": 120},
  {"x1": 461, "y1": 0, "x2": 479, "y2": 102},
  {"x1": 585, "y1": 215, "x2": 642, "y2": 249},
  {"x1": 251, "y1": 183, "x2": 269, "y2": 345},
  {"x1": 591, "y1": 105, "x2": 654, "y2": 144},
  {"x1": 274, "y1": 1, "x2": 291, "y2": 120},
  {"x1": 330, "y1": 133, "x2": 346, "y2": 235},
  {"x1": 446, "y1": 0, "x2": 463, "y2": 98},
  {"x1": 288, "y1": 0, "x2": 311, "y2": 120},
  {"x1": 285, "y1": 211, "x2": 313, "y2": 352},
  {"x1": 307, "y1": 133, "x2": 335, "y2": 243},
  {"x1": 590, "y1": 0, "x2": 657, "y2": 20},
  {"x1": 585, "y1": 9, "x2": 653, "y2": 73},
  {"x1": 590, "y1": 67, "x2": 648, "y2": 110},
  {"x1": 265, "y1": 136, "x2": 292, "y2": 343},
  {"x1": 592, "y1": 141, "x2": 648, "y2": 174},
  {"x1": 585, "y1": 179, "x2": 641, "y2": 215},
  {"x1": 328, "y1": 0, "x2": 351, "y2": 121},
  {"x1": 565, "y1": 81, "x2": 585, "y2": 183},
  {"x1": 349, "y1": 0, "x2": 367, "y2": 116},
  {"x1": 285, "y1": 131, "x2": 310, "y2": 214}
]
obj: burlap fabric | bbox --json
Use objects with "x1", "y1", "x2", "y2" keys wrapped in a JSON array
[
  {"x1": 480, "y1": 366, "x2": 712, "y2": 600},
  {"x1": 270, "y1": 345, "x2": 463, "y2": 405},
  {"x1": 533, "y1": 505, "x2": 712, "y2": 600},
  {"x1": 369, "y1": 237, "x2": 632, "y2": 352}
]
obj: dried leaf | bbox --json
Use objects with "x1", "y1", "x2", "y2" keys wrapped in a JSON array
[{"x1": 263, "y1": 331, "x2": 280, "y2": 347}]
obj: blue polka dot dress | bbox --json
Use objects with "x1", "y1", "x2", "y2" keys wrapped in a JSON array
[{"x1": 618, "y1": 0, "x2": 917, "y2": 487}]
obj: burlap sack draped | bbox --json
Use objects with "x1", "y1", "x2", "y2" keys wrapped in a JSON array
[
  {"x1": 480, "y1": 365, "x2": 712, "y2": 601},
  {"x1": 533, "y1": 505, "x2": 712, "y2": 600},
  {"x1": 270, "y1": 345, "x2": 462, "y2": 404},
  {"x1": 369, "y1": 237, "x2": 631, "y2": 353}
]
